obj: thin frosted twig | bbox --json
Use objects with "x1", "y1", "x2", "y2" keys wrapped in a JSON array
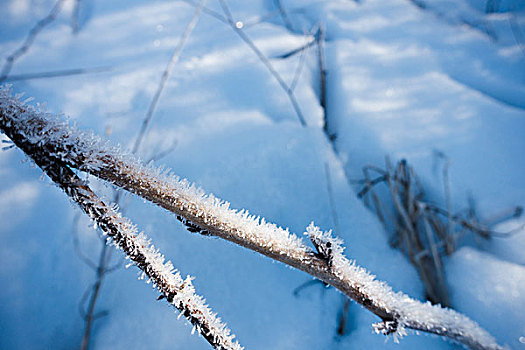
[
  {"x1": 0, "y1": 88, "x2": 504, "y2": 350},
  {"x1": 132, "y1": 0, "x2": 207, "y2": 154},
  {"x1": 0, "y1": 0, "x2": 66, "y2": 83}
]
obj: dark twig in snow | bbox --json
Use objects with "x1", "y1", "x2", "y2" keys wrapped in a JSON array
[
  {"x1": 147, "y1": 140, "x2": 179, "y2": 163},
  {"x1": 4, "y1": 66, "x2": 112, "y2": 82},
  {"x1": 0, "y1": 0, "x2": 66, "y2": 83},
  {"x1": 72, "y1": 214, "x2": 98, "y2": 271},
  {"x1": 292, "y1": 279, "x2": 327, "y2": 297},
  {"x1": 406, "y1": 0, "x2": 498, "y2": 41},
  {"x1": 316, "y1": 25, "x2": 329, "y2": 137},
  {"x1": 242, "y1": 10, "x2": 282, "y2": 29},
  {"x1": 485, "y1": 0, "x2": 500, "y2": 13},
  {"x1": 0, "y1": 88, "x2": 504, "y2": 350},
  {"x1": 80, "y1": 236, "x2": 117, "y2": 350},
  {"x1": 289, "y1": 26, "x2": 315, "y2": 92},
  {"x1": 274, "y1": 0, "x2": 295, "y2": 32},
  {"x1": 434, "y1": 150, "x2": 455, "y2": 254},
  {"x1": 275, "y1": 39, "x2": 316, "y2": 59},
  {"x1": 324, "y1": 163, "x2": 340, "y2": 236},
  {"x1": 508, "y1": 12, "x2": 525, "y2": 59},
  {"x1": 80, "y1": 242, "x2": 111, "y2": 350},
  {"x1": 217, "y1": 0, "x2": 307, "y2": 126},
  {"x1": 181, "y1": 0, "x2": 228, "y2": 24},
  {"x1": 132, "y1": 0, "x2": 206, "y2": 154},
  {"x1": 336, "y1": 297, "x2": 352, "y2": 336},
  {"x1": 72, "y1": 0, "x2": 82, "y2": 33}
]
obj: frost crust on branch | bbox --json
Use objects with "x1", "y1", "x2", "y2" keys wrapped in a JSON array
[
  {"x1": 0, "y1": 86, "x2": 504, "y2": 350},
  {"x1": 0, "y1": 86, "x2": 242, "y2": 350}
]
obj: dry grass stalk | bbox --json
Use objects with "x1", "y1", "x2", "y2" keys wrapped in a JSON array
[{"x1": 357, "y1": 158, "x2": 522, "y2": 308}]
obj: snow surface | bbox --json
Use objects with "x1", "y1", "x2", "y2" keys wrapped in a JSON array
[{"x1": 1, "y1": 0, "x2": 524, "y2": 349}]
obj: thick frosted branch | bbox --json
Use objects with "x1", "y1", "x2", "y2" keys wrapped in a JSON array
[
  {"x1": 0, "y1": 89, "x2": 242, "y2": 350},
  {"x1": 0, "y1": 87, "x2": 503, "y2": 350}
]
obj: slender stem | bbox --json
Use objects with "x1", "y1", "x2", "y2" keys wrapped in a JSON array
[
  {"x1": 81, "y1": 244, "x2": 109, "y2": 350},
  {"x1": 0, "y1": 0, "x2": 66, "y2": 83},
  {"x1": 217, "y1": 0, "x2": 306, "y2": 126},
  {"x1": 4, "y1": 66, "x2": 111, "y2": 82},
  {"x1": 132, "y1": 0, "x2": 207, "y2": 154}
]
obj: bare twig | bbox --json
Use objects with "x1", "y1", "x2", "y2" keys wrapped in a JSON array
[
  {"x1": 316, "y1": 25, "x2": 328, "y2": 136},
  {"x1": 132, "y1": 0, "x2": 206, "y2": 154},
  {"x1": 292, "y1": 279, "x2": 327, "y2": 296},
  {"x1": 72, "y1": 0, "x2": 82, "y2": 33},
  {"x1": 242, "y1": 10, "x2": 281, "y2": 29},
  {"x1": 72, "y1": 213, "x2": 98, "y2": 270},
  {"x1": 274, "y1": 0, "x2": 295, "y2": 32},
  {"x1": 274, "y1": 39, "x2": 316, "y2": 60},
  {"x1": 0, "y1": 90, "x2": 504, "y2": 350},
  {"x1": 509, "y1": 11, "x2": 525, "y2": 59},
  {"x1": 289, "y1": 29, "x2": 313, "y2": 92},
  {"x1": 433, "y1": 150, "x2": 454, "y2": 254},
  {"x1": 336, "y1": 298, "x2": 352, "y2": 336},
  {"x1": 147, "y1": 140, "x2": 178, "y2": 163},
  {"x1": 4, "y1": 66, "x2": 112, "y2": 82},
  {"x1": 217, "y1": 0, "x2": 307, "y2": 126},
  {"x1": 80, "y1": 243, "x2": 110, "y2": 350},
  {"x1": 0, "y1": 0, "x2": 66, "y2": 83},
  {"x1": 485, "y1": 0, "x2": 500, "y2": 13},
  {"x1": 406, "y1": 0, "x2": 498, "y2": 41},
  {"x1": 324, "y1": 163, "x2": 340, "y2": 235},
  {"x1": 181, "y1": 0, "x2": 228, "y2": 24}
]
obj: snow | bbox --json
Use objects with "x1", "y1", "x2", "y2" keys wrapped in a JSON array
[
  {"x1": 447, "y1": 247, "x2": 525, "y2": 349},
  {"x1": 1, "y1": 0, "x2": 524, "y2": 349}
]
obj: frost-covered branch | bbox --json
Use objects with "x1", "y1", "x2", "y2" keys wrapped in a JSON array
[
  {"x1": 0, "y1": 88, "x2": 503, "y2": 350},
  {"x1": 0, "y1": 89, "x2": 242, "y2": 350}
]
